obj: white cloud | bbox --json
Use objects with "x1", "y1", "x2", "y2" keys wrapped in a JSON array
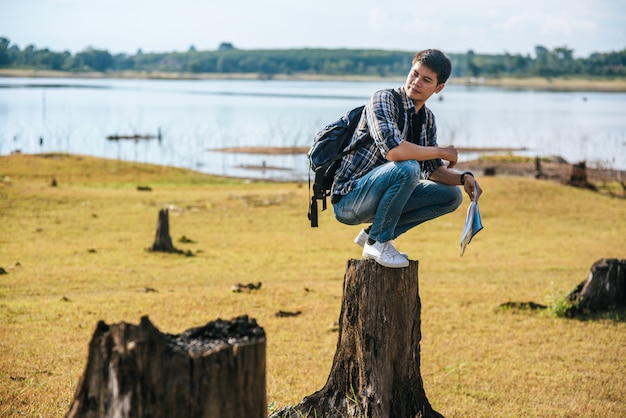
[
  {"x1": 493, "y1": 13, "x2": 533, "y2": 31},
  {"x1": 539, "y1": 16, "x2": 597, "y2": 35},
  {"x1": 368, "y1": 7, "x2": 443, "y2": 37}
]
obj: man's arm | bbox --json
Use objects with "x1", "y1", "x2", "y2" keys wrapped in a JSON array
[
  {"x1": 386, "y1": 141, "x2": 458, "y2": 167},
  {"x1": 430, "y1": 166, "x2": 483, "y2": 201}
]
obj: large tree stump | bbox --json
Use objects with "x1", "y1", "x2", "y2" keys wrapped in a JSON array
[
  {"x1": 66, "y1": 315, "x2": 266, "y2": 418},
  {"x1": 566, "y1": 258, "x2": 626, "y2": 317},
  {"x1": 271, "y1": 259, "x2": 442, "y2": 418}
]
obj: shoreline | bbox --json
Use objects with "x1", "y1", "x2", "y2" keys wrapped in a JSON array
[
  {"x1": 210, "y1": 145, "x2": 530, "y2": 155},
  {"x1": 1, "y1": 69, "x2": 625, "y2": 92},
  {"x1": 5, "y1": 151, "x2": 625, "y2": 190}
]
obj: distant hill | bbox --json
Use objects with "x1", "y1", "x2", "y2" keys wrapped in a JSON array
[{"x1": 1, "y1": 37, "x2": 624, "y2": 79}]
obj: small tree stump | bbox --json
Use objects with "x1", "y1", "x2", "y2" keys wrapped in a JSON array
[
  {"x1": 147, "y1": 208, "x2": 185, "y2": 254},
  {"x1": 568, "y1": 161, "x2": 596, "y2": 190},
  {"x1": 566, "y1": 258, "x2": 626, "y2": 317},
  {"x1": 271, "y1": 259, "x2": 442, "y2": 418},
  {"x1": 569, "y1": 161, "x2": 587, "y2": 185},
  {"x1": 534, "y1": 156, "x2": 543, "y2": 179},
  {"x1": 66, "y1": 315, "x2": 266, "y2": 418}
]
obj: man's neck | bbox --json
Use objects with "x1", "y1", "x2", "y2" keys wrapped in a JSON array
[{"x1": 411, "y1": 101, "x2": 425, "y2": 113}]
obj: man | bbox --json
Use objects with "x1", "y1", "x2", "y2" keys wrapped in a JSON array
[{"x1": 331, "y1": 49, "x2": 483, "y2": 268}]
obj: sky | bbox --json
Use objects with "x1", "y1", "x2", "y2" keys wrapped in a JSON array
[{"x1": 2, "y1": 0, "x2": 625, "y2": 57}]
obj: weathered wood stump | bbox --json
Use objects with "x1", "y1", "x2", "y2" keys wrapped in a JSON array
[
  {"x1": 66, "y1": 315, "x2": 266, "y2": 418},
  {"x1": 147, "y1": 208, "x2": 185, "y2": 254},
  {"x1": 566, "y1": 258, "x2": 626, "y2": 317},
  {"x1": 568, "y1": 161, "x2": 596, "y2": 190},
  {"x1": 271, "y1": 259, "x2": 442, "y2": 418},
  {"x1": 534, "y1": 156, "x2": 543, "y2": 179}
]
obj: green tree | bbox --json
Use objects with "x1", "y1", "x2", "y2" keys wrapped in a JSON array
[
  {"x1": 20, "y1": 44, "x2": 36, "y2": 67},
  {"x1": 75, "y1": 48, "x2": 113, "y2": 71},
  {"x1": 466, "y1": 49, "x2": 480, "y2": 77},
  {"x1": 533, "y1": 45, "x2": 553, "y2": 77},
  {"x1": 0, "y1": 37, "x2": 10, "y2": 66},
  {"x1": 218, "y1": 42, "x2": 235, "y2": 51},
  {"x1": 583, "y1": 49, "x2": 626, "y2": 76}
]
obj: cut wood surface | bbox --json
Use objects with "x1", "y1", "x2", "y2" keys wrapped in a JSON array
[{"x1": 66, "y1": 315, "x2": 266, "y2": 418}]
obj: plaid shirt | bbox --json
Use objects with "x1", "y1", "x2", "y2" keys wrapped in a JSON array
[{"x1": 331, "y1": 87, "x2": 444, "y2": 198}]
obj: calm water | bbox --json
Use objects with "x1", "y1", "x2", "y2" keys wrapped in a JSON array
[{"x1": 1, "y1": 77, "x2": 625, "y2": 180}]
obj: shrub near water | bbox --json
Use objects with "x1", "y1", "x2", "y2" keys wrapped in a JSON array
[{"x1": 1, "y1": 153, "x2": 625, "y2": 417}]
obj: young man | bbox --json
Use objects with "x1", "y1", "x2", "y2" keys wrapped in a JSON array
[{"x1": 331, "y1": 49, "x2": 483, "y2": 268}]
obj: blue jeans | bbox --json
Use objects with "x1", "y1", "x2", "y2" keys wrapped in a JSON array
[{"x1": 333, "y1": 160, "x2": 463, "y2": 243}]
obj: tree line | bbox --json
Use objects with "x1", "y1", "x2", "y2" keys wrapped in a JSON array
[{"x1": 1, "y1": 37, "x2": 624, "y2": 78}]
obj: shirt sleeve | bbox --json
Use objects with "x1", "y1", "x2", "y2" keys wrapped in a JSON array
[{"x1": 364, "y1": 89, "x2": 405, "y2": 159}]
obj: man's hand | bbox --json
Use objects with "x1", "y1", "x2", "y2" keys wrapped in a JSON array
[
  {"x1": 463, "y1": 174, "x2": 483, "y2": 201},
  {"x1": 439, "y1": 145, "x2": 458, "y2": 168}
]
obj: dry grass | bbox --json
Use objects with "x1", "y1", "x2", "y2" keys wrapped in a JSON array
[
  {"x1": 452, "y1": 76, "x2": 626, "y2": 92},
  {"x1": 1, "y1": 153, "x2": 625, "y2": 417}
]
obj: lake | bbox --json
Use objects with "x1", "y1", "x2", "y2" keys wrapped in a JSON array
[{"x1": 1, "y1": 77, "x2": 625, "y2": 181}]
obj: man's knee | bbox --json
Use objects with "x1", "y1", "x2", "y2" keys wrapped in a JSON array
[
  {"x1": 450, "y1": 186, "x2": 463, "y2": 210},
  {"x1": 394, "y1": 160, "x2": 421, "y2": 183}
]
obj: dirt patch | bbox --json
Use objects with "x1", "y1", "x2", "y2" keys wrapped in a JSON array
[{"x1": 212, "y1": 146, "x2": 309, "y2": 155}]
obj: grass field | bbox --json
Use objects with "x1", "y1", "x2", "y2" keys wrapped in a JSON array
[{"x1": 1, "y1": 153, "x2": 625, "y2": 417}]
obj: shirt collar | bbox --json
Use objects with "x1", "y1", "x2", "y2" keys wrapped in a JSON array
[{"x1": 399, "y1": 86, "x2": 417, "y2": 113}]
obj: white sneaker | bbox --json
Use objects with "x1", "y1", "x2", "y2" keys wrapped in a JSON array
[
  {"x1": 362, "y1": 241, "x2": 409, "y2": 268},
  {"x1": 354, "y1": 229, "x2": 370, "y2": 247},
  {"x1": 355, "y1": 229, "x2": 408, "y2": 259}
]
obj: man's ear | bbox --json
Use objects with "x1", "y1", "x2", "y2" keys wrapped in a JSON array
[{"x1": 435, "y1": 83, "x2": 445, "y2": 94}]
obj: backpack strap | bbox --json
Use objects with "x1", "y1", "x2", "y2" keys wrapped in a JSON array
[
  {"x1": 308, "y1": 88, "x2": 406, "y2": 228},
  {"x1": 308, "y1": 194, "x2": 318, "y2": 227},
  {"x1": 339, "y1": 89, "x2": 405, "y2": 158},
  {"x1": 391, "y1": 89, "x2": 406, "y2": 139}
]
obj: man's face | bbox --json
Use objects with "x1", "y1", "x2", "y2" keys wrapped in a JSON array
[{"x1": 404, "y1": 61, "x2": 445, "y2": 105}]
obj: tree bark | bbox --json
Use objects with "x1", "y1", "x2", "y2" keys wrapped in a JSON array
[
  {"x1": 66, "y1": 315, "x2": 266, "y2": 418},
  {"x1": 566, "y1": 258, "x2": 626, "y2": 317},
  {"x1": 568, "y1": 161, "x2": 596, "y2": 190},
  {"x1": 147, "y1": 208, "x2": 184, "y2": 253},
  {"x1": 271, "y1": 259, "x2": 442, "y2": 418}
]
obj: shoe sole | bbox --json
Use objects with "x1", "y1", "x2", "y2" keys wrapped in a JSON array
[
  {"x1": 362, "y1": 253, "x2": 409, "y2": 268},
  {"x1": 357, "y1": 232, "x2": 409, "y2": 260}
]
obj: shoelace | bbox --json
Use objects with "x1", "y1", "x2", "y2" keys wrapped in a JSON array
[{"x1": 381, "y1": 242, "x2": 402, "y2": 258}]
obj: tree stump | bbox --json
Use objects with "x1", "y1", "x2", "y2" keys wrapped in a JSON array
[
  {"x1": 147, "y1": 208, "x2": 185, "y2": 254},
  {"x1": 534, "y1": 156, "x2": 543, "y2": 179},
  {"x1": 66, "y1": 315, "x2": 266, "y2": 418},
  {"x1": 566, "y1": 258, "x2": 626, "y2": 317},
  {"x1": 568, "y1": 161, "x2": 596, "y2": 190},
  {"x1": 271, "y1": 259, "x2": 442, "y2": 418}
]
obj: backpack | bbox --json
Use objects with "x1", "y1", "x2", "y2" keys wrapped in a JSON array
[{"x1": 307, "y1": 89, "x2": 404, "y2": 227}]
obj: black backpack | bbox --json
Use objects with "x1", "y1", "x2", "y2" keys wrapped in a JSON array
[{"x1": 307, "y1": 89, "x2": 404, "y2": 227}]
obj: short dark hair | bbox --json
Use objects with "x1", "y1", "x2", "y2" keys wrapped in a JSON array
[{"x1": 412, "y1": 49, "x2": 452, "y2": 84}]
